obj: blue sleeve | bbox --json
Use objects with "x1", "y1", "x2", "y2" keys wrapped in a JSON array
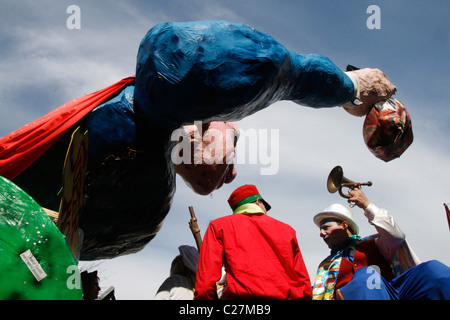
[
  {"x1": 134, "y1": 21, "x2": 354, "y2": 129},
  {"x1": 287, "y1": 51, "x2": 355, "y2": 107}
]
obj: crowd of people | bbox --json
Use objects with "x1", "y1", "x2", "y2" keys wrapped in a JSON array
[{"x1": 154, "y1": 184, "x2": 450, "y2": 300}]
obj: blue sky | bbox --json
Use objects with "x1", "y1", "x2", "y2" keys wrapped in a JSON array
[{"x1": 0, "y1": 0, "x2": 449, "y2": 299}]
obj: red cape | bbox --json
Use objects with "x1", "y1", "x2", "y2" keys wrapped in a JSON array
[{"x1": 0, "y1": 77, "x2": 135, "y2": 180}]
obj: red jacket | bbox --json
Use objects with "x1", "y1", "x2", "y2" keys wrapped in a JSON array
[
  {"x1": 194, "y1": 213, "x2": 312, "y2": 300},
  {"x1": 335, "y1": 239, "x2": 395, "y2": 293}
]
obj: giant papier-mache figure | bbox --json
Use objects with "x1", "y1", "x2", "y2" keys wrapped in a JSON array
[{"x1": 0, "y1": 21, "x2": 411, "y2": 260}]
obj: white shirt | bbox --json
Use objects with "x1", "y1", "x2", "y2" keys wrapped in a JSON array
[
  {"x1": 364, "y1": 203, "x2": 421, "y2": 273},
  {"x1": 154, "y1": 275, "x2": 194, "y2": 300}
]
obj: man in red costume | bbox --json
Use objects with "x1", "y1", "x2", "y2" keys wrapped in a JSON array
[{"x1": 194, "y1": 184, "x2": 312, "y2": 300}]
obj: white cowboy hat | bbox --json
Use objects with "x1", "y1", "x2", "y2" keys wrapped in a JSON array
[{"x1": 313, "y1": 203, "x2": 359, "y2": 235}]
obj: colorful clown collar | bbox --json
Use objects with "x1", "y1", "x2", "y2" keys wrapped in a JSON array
[{"x1": 313, "y1": 235, "x2": 362, "y2": 300}]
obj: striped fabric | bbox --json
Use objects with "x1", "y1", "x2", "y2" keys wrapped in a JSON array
[
  {"x1": 312, "y1": 252, "x2": 343, "y2": 300},
  {"x1": 313, "y1": 234, "x2": 419, "y2": 300},
  {"x1": 313, "y1": 234, "x2": 366, "y2": 300}
]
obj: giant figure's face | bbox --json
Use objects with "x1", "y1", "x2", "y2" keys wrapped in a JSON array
[{"x1": 175, "y1": 121, "x2": 239, "y2": 195}]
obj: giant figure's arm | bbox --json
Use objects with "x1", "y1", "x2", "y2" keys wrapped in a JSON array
[{"x1": 134, "y1": 21, "x2": 355, "y2": 129}]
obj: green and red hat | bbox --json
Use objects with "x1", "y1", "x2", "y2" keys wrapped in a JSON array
[{"x1": 228, "y1": 184, "x2": 271, "y2": 212}]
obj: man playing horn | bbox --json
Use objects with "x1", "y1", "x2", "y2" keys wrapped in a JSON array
[{"x1": 313, "y1": 187, "x2": 450, "y2": 300}]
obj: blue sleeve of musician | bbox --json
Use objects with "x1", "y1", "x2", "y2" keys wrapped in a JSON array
[{"x1": 134, "y1": 21, "x2": 354, "y2": 129}]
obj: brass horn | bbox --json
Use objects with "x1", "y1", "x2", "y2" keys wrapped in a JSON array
[{"x1": 327, "y1": 165, "x2": 372, "y2": 199}]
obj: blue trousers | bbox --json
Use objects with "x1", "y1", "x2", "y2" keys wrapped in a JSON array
[{"x1": 338, "y1": 260, "x2": 450, "y2": 300}]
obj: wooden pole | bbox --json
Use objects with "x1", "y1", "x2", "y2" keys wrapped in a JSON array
[{"x1": 188, "y1": 206, "x2": 202, "y2": 251}]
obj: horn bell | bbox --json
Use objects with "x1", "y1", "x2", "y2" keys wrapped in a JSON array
[{"x1": 327, "y1": 165, "x2": 355, "y2": 194}]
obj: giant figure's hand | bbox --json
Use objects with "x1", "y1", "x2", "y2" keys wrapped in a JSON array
[{"x1": 341, "y1": 68, "x2": 397, "y2": 117}]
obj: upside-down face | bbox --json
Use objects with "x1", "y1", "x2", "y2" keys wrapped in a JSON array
[{"x1": 175, "y1": 121, "x2": 239, "y2": 195}]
